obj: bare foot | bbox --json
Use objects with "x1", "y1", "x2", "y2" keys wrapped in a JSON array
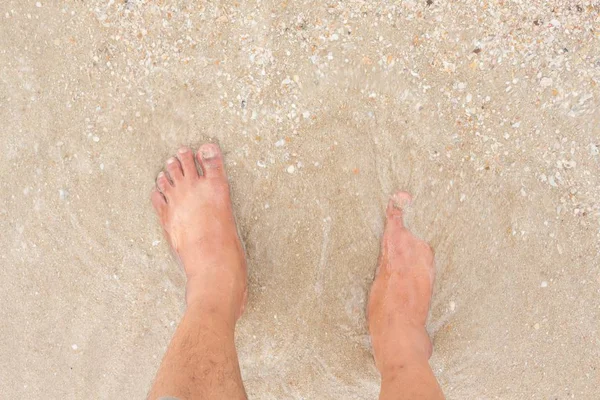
[
  {"x1": 368, "y1": 191, "x2": 435, "y2": 376},
  {"x1": 151, "y1": 144, "x2": 247, "y2": 324}
]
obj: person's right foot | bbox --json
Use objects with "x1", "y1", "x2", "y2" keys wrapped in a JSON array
[{"x1": 368, "y1": 191, "x2": 435, "y2": 376}]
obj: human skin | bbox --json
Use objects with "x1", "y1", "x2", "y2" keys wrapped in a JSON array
[
  {"x1": 147, "y1": 144, "x2": 443, "y2": 400},
  {"x1": 368, "y1": 192, "x2": 445, "y2": 400}
]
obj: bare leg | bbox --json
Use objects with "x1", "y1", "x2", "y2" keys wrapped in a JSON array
[
  {"x1": 148, "y1": 144, "x2": 248, "y2": 400},
  {"x1": 368, "y1": 192, "x2": 445, "y2": 400}
]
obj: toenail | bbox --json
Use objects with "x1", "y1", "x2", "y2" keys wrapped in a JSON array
[
  {"x1": 201, "y1": 146, "x2": 218, "y2": 160},
  {"x1": 178, "y1": 147, "x2": 190, "y2": 154},
  {"x1": 391, "y1": 195, "x2": 411, "y2": 210},
  {"x1": 167, "y1": 157, "x2": 177, "y2": 164}
]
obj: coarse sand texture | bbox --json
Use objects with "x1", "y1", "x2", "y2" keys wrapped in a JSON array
[{"x1": 1, "y1": 1, "x2": 599, "y2": 399}]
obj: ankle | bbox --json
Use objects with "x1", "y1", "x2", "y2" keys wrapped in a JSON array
[
  {"x1": 185, "y1": 297, "x2": 237, "y2": 331},
  {"x1": 378, "y1": 350, "x2": 432, "y2": 380},
  {"x1": 372, "y1": 324, "x2": 433, "y2": 374}
]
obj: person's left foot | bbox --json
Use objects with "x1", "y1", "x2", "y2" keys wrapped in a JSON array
[{"x1": 151, "y1": 144, "x2": 247, "y2": 324}]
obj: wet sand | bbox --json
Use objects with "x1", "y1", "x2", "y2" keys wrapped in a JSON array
[{"x1": 1, "y1": 1, "x2": 599, "y2": 399}]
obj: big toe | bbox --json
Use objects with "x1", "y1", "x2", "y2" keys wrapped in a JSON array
[
  {"x1": 386, "y1": 191, "x2": 412, "y2": 226},
  {"x1": 197, "y1": 143, "x2": 227, "y2": 181}
]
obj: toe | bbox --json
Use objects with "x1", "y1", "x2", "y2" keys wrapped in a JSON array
[
  {"x1": 177, "y1": 147, "x2": 198, "y2": 178},
  {"x1": 196, "y1": 143, "x2": 227, "y2": 180},
  {"x1": 386, "y1": 191, "x2": 412, "y2": 227},
  {"x1": 156, "y1": 171, "x2": 172, "y2": 196},
  {"x1": 151, "y1": 187, "x2": 167, "y2": 215},
  {"x1": 166, "y1": 157, "x2": 184, "y2": 184}
]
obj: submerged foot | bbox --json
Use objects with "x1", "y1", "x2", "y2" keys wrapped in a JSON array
[
  {"x1": 368, "y1": 191, "x2": 435, "y2": 376},
  {"x1": 151, "y1": 143, "x2": 247, "y2": 323}
]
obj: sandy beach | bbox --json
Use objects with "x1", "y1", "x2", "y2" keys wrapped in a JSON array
[{"x1": 1, "y1": 1, "x2": 599, "y2": 398}]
